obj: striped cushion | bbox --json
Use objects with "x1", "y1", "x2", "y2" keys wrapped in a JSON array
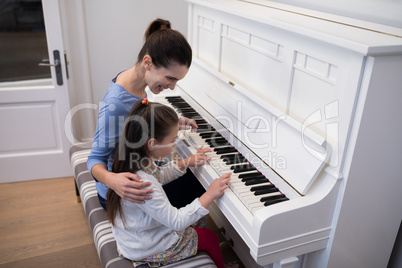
[{"x1": 69, "y1": 142, "x2": 216, "y2": 268}]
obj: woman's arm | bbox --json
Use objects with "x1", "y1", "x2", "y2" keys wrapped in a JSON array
[
  {"x1": 91, "y1": 164, "x2": 153, "y2": 203},
  {"x1": 87, "y1": 96, "x2": 153, "y2": 203}
]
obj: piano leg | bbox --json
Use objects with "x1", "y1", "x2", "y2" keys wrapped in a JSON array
[{"x1": 273, "y1": 257, "x2": 299, "y2": 268}]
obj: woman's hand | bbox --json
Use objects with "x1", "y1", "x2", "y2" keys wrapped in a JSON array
[
  {"x1": 199, "y1": 173, "x2": 231, "y2": 208},
  {"x1": 179, "y1": 116, "x2": 198, "y2": 131},
  {"x1": 176, "y1": 146, "x2": 212, "y2": 170},
  {"x1": 92, "y1": 164, "x2": 153, "y2": 204},
  {"x1": 108, "y1": 172, "x2": 154, "y2": 204}
]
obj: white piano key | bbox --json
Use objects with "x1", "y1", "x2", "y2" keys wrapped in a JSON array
[
  {"x1": 230, "y1": 185, "x2": 252, "y2": 195},
  {"x1": 228, "y1": 178, "x2": 246, "y2": 185},
  {"x1": 228, "y1": 180, "x2": 248, "y2": 191},
  {"x1": 251, "y1": 204, "x2": 265, "y2": 214},
  {"x1": 218, "y1": 167, "x2": 232, "y2": 173},
  {"x1": 188, "y1": 136, "x2": 206, "y2": 142}
]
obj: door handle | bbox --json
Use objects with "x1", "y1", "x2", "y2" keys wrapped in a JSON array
[
  {"x1": 38, "y1": 59, "x2": 60, "y2": 67},
  {"x1": 38, "y1": 50, "x2": 63, "y2": 85}
]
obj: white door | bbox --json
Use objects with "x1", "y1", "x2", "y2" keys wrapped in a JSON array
[{"x1": 0, "y1": 0, "x2": 72, "y2": 183}]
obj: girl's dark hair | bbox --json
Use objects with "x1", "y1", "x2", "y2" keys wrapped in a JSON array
[
  {"x1": 137, "y1": 18, "x2": 192, "y2": 69},
  {"x1": 106, "y1": 100, "x2": 179, "y2": 225}
]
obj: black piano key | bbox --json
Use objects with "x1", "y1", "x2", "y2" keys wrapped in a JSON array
[
  {"x1": 206, "y1": 139, "x2": 229, "y2": 146},
  {"x1": 195, "y1": 119, "x2": 208, "y2": 125},
  {"x1": 220, "y1": 153, "x2": 243, "y2": 160},
  {"x1": 206, "y1": 139, "x2": 228, "y2": 145},
  {"x1": 254, "y1": 187, "x2": 279, "y2": 195},
  {"x1": 171, "y1": 102, "x2": 190, "y2": 107},
  {"x1": 165, "y1": 96, "x2": 183, "y2": 100},
  {"x1": 225, "y1": 157, "x2": 247, "y2": 165},
  {"x1": 221, "y1": 155, "x2": 245, "y2": 163},
  {"x1": 170, "y1": 103, "x2": 186, "y2": 108},
  {"x1": 208, "y1": 142, "x2": 230, "y2": 148},
  {"x1": 172, "y1": 99, "x2": 188, "y2": 103},
  {"x1": 197, "y1": 124, "x2": 213, "y2": 128},
  {"x1": 181, "y1": 112, "x2": 201, "y2": 117},
  {"x1": 200, "y1": 132, "x2": 221, "y2": 138},
  {"x1": 166, "y1": 99, "x2": 184, "y2": 104},
  {"x1": 196, "y1": 126, "x2": 216, "y2": 133},
  {"x1": 224, "y1": 158, "x2": 248, "y2": 166},
  {"x1": 213, "y1": 146, "x2": 232, "y2": 151},
  {"x1": 171, "y1": 103, "x2": 191, "y2": 108},
  {"x1": 222, "y1": 155, "x2": 242, "y2": 162},
  {"x1": 238, "y1": 172, "x2": 262, "y2": 178},
  {"x1": 250, "y1": 184, "x2": 275, "y2": 191},
  {"x1": 166, "y1": 96, "x2": 185, "y2": 101},
  {"x1": 260, "y1": 194, "x2": 286, "y2": 202},
  {"x1": 197, "y1": 129, "x2": 215, "y2": 134},
  {"x1": 214, "y1": 147, "x2": 237, "y2": 154},
  {"x1": 264, "y1": 198, "x2": 289, "y2": 207},
  {"x1": 175, "y1": 107, "x2": 194, "y2": 111},
  {"x1": 177, "y1": 107, "x2": 196, "y2": 113},
  {"x1": 206, "y1": 139, "x2": 228, "y2": 144},
  {"x1": 179, "y1": 109, "x2": 198, "y2": 113},
  {"x1": 205, "y1": 137, "x2": 226, "y2": 143},
  {"x1": 241, "y1": 175, "x2": 266, "y2": 182},
  {"x1": 232, "y1": 165, "x2": 256, "y2": 173},
  {"x1": 244, "y1": 178, "x2": 268, "y2": 186}
]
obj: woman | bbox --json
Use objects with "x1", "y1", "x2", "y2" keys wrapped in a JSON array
[{"x1": 87, "y1": 18, "x2": 204, "y2": 210}]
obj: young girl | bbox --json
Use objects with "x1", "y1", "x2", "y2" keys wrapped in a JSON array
[{"x1": 107, "y1": 99, "x2": 231, "y2": 268}]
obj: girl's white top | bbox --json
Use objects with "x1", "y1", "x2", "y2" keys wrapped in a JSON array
[{"x1": 111, "y1": 162, "x2": 209, "y2": 260}]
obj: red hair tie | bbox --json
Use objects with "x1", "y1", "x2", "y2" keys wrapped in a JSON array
[
  {"x1": 160, "y1": 25, "x2": 167, "y2": 30},
  {"x1": 142, "y1": 98, "x2": 149, "y2": 105}
]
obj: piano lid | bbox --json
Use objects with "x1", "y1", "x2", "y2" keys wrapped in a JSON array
[{"x1": 187, "y1": 0, "x2": 402, "y2": 55}]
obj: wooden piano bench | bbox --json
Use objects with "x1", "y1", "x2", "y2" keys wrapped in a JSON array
[{"x1": 69, "y1": 142, "x2": 217, "y2": 268}]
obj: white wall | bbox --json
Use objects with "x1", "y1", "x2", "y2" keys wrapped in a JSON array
[
  {"x1": 83, "y1": 0, "x2": 188, "y2": 106},
  {"x1": 63, "y1": 0, "x2": 188, "y2": 142}
]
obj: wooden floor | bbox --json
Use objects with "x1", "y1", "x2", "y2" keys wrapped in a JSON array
[
  {"x1": 0, "y1": 177, "x2": 244, "y2": 268},
  {"x1": 0, "y1": 177, "x2": 101, "y2": 268}
]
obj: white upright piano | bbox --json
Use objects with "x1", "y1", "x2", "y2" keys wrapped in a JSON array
[{"x1": 156, "y1": 1, "x2": 402, "y2": 267}]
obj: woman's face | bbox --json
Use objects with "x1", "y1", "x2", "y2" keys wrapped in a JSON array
[{"x1": 145, "y1": 61, "x2": 189, "y2": 94}]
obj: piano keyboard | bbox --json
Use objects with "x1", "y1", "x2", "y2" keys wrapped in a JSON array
[{"x1": 159, "y1": 95, "x2": 289, "y2": 214}]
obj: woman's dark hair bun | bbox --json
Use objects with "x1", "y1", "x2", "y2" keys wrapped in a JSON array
[
  {"x1": 137, "y1": 18, "x2": 192, "y2": 69},
  {"x1": 144, "y1": 18, "x2": 171, "y2": 41}
]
